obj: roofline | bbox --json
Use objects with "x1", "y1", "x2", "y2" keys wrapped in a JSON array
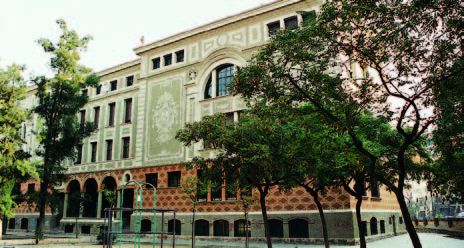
[
  {"x1": 97, "y1": 58, "x2": 141, "y2": 77},
  {"x1": 133, "y1": 0, "x2": 304, "y2": 55}
]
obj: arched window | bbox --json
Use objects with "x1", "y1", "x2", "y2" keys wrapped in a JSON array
[
  {"x1": 83, "y1": 178, "x2": 98, "y2": 218},
  {"x1": 370, "y1": 217, "x2": 378, "y2": 235},
  {"x1": 234, "y1": 219, "x2": 251, "y2": 237},
  {"x1": 20, "y1": 218, "x2": 29, "y2": 230},
  {"x1": 289, "y1": 218, "x2": 309, "y2": 238},
  {"x1": 380, "y1": 220, "x2": 386, "y2": 234},
  {"x1": 204, "y1": 63, "x2": 235, "y2": 99},
  {"x1": 195, "y1": 219, "x2": 209, "y2": 236},
  {"x1": 168, "y1": 219, "x2": 181, "y2": 235},
  {"x1": 213, "y1": 219, "x2": 229, "y2": 236},
  {"x1": 67, "y1": 180, "x2": 81, "y2": 218},
  {"x1": 269, "y1": 219, "x2": 283, "y2": 238},
  {"x1": 141, "y1": 219, "x2": 152, "y2": 233},
  {"x1": 8, "y1": 218, "x2": 16, "y2": 230}
]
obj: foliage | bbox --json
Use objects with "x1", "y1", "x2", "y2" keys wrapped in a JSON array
[
  {"x1": 0, "y1": 64, "x2": 37, "y2": 218},
  {"x1": 32, "y1": 19, "x2": 99, "y2": 242},
  {"x1": 181, "y1": 176, "x2": 208, "y2": 206}
]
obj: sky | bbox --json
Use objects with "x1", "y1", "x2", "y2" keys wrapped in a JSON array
[{"x1": 0, "y1": 0, "x2": 274, "y2": 78}]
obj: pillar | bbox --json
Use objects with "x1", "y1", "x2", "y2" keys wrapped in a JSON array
[
  {"x1": 63, "y1": 193, "x2": 69, "y2": 218},
  {"x1": 79, "y1": 192, "x2": 84, "y2": 218},
  {"x1": 97, "y1": 191, "x2": 103, "y2": 218}
]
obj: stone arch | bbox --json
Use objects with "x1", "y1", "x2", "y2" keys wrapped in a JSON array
[
  {"x1": 195, "y1": 219, "x2": 209, "y2": 236},
  {"x1": 234, "y1": 219, "x2": 250, "y2": 237},
  {"x1": 67, "y1": 180, "x2": 81, "y2": 217},
  {"x1": 288, "y1": 218, "x2": 309, "y2": 238},
  {"x1": 8, "y1": 218, "x2": 16, "y2": 230},
  {"x1": 370, "y1": 217, "x2": 378, "y2": 235},
  {"x1": 213, "y1": 219, "x2": 229, "y2": 237},
  {"x1": 141, "y1": 219, "x2": 151, "y2": 233},
  {"x1": 168, "y1": 219, "x2": 181, "y2": 235},
  {"x1": 268, "y1": 219, "x2": 284, "y2": 238},
  {"x1": 82, "y1": 178, "x2": 98, "y2": 218},
  {"x1": 100, "y1": 176, "x2": 118, "y2": 218}
]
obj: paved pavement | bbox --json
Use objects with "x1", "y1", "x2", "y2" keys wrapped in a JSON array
[{"x1": 1, "y1": 233, "x2": 463, "y2": 247}]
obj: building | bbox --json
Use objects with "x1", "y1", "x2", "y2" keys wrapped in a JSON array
[{"x1": 9, "y1": 0, "x2": 406, "y2": 244}]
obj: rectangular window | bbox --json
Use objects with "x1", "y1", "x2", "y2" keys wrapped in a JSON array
[
  {"x1": 284, "y1": 16, "x2": 298, "y2": 30},
  {"x1": 27, "y1": 183, "x2": 35, "y2": 193},
  {"x1": 110, "y1": 80, "x2": 117, "y2": 91},
  {"x1": 167, "y1": 171, "x2": 181, "y2": 187},
  {"x1": 301, "y1": 10, "x2": 316, "y2": 26},
  {"x1": 108, "y1": 102, "x2": 115, "y2": 126},
  {"x1": 106, "y1": 140, "x2": 113, "y2": 161},
  {"x1": 371, "y1": 179, "x2": 380, "y2": 198},
  {"x1": 93, "y1": 106, "x2": 100, "y2": 128},
  {"x1": 211, "y1": 179, "x2": 222, "y2": 201},
  {"x1": 226, "y1": 175, "x2": 237, "y2": 200},
  {"x1": 225, "y1": 112, "x2": 234, "y2": 125},
  {"x1": 197, "y1": 170, "x2": 207, "y2": 201},
  {"x1": 82, "y1": 89, "x2": 88, "y2": 96},
  {"x1": 124, "y1": 98, "x2": 132, "y2": 123},
  {"x1": 152, "y1": 57, "x2": 161, "y2": 69},
  {"x1": 175, "y1": 50, "x2": 184, "y2": 63},
  {"x1": 126, "y1": 75, "x2": 134, "y2": 87},
  {"x1": 122, "y1": 137, "x2": 130, "y2": 159},
  {"x1": 163, "y1": 54, "x2": 172, "y2": 66},
  {"x1": 75, "y1": 144, "x2": 83, "y2": 164},
  {"x1": 145, "y1": 173, "x2": 158, "y2": 188},
  {"x1": 96, "y1": 84, "x2": 102, "y2": 95},
  {"x1": 267, "y1": 21, "x2": 281, "y2": 36},
  {"x1": 90, "y1": 142, "x2": 97, "y2": 163},
  {"x1": 80, "y1": 110, "x2": 86, "y2": 126}
]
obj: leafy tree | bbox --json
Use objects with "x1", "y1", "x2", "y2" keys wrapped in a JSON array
[
  {"x1": 32, "y1": 19, "x2": 98, "y2": 243},
  {"x1": 181, "y1": 176, "x2": 208, "y2": 248},
  {"x1": 231, "y1": 1, "x2": 460, "y2": 247},
  {"x1": 176, "y1": 104, "x2": 301, "y2": 248},
  {"x1": 0, "y1": 64, "x2": 37, "y2": 225}
]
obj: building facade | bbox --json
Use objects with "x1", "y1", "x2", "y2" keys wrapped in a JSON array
[{"x1": 10, "y1": 0, "x2": 406, "y2": 243}]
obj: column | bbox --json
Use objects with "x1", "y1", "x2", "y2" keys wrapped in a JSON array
[
  {"x1": 63, "y1": 193, "x2": 69, "y2": 218},
  {"x1": 79, "y1": 192, "x2": 84, "y2": 218},
  {"x1": 96, "y1": 191, "x2": 103, "y2": 218}
]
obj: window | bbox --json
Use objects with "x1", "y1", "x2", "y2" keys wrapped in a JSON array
[
  {"x1": 267, "y1": 21, "x2": 280, "y2": 36},
  {"x1": 145, "y1": 173, "x2": 158, "y2": 188},
  {"x1": 141, "y1": 219, "x2": 151, "y2": 233},
  {"x1": 225, "y1": 175, "x2": 236, "y2": 200},
  {"x1": 284, "y1": 16, "x2": 298, "y2": 30},
  {"x1": 108, "y1": 102, "x2": 115, "y2": 126},
  {"x1": 211, "y1": 179, "x2": 222, "y2": 201},
  {"x1": 75, "y1": 144, "x2": 83, "y2": 164},
  {"x1": 195, "y1": 220, "x2": 209, "y2": 236},
  {"x1": 168, "y1": 171, "x2": 181, "y2": 187},
  {"x1": 124, "y1": 98, "x2": 132, "y2": 123},
  {"x1": 27, "y1": 184, "x2": 35, "y2": 193},
  {"x1": 8, "y1": 219, "x2": 15, "y2": 230},
  {"x1": 234, "y1": 220, "x2": 250, "y2": 237},
  {"x1": 289, "y1": 219, "x2": 309, "y2": 238},
  {"x1": 268, "y1": 219, "x2": 283, "y2": 238},
  {"x1": 371, "y1": 179, "x2": 380, "y2": 198},
  {"x1": 80, "y1": 110, "x2": 86, "y2": 126},
  {"x1": 301, "y1": 10, "x2": 316, "y2": 26},
  {"x1": 20, "y1": 218, "x2": 28, "y2": 230},
  {"x1": 355, "y1": 177, "x2": 367, "y2": 196},
  {"x1": 197, "y1": 170, "x2": 207, "y2": 201},
  {"x1": 380, "y1": 220, "x2": 386, "y2": 234},
  {"x1": 152, "y1": 57, "x2": 161, "y2": 69},
  {"x1": 90, "y1": 142, "x2": 97, "y2": 162},
  {"x1": 106, "y1": 140, "x2": 113, "y2": 161},
  {"x1": 399, "y1": 216, "x2": 403, "y2": 224},
  {"x1": 93, "y1": 106, "x2": 100, "y2": 128},
  {"x1": 175, "y1": 50, "x2": 184, "y2": 63},
  {"x1": 168, "y1": 219, "x2": 181, "y2": 235},
  {"x1": 110, "y1": 80, "x2": 117, "y2": 91},
  {"x1": 370, "y1": 217, "x2": 378, "y2": 235},
  {"x1": 96, "y1": 84, "x2": 102, "y2": 95},
  {"x1": 213, "y1": 220, "x2": 229, "y2": 237},
  {"x1": 204, "y1": 77, "x2": 212, "y2": 99},
  {"x1": 126, "y1": 75, "x2": 134, "y2": 87},
  {"x1": 217, "y1": 64, "x2": 234, "y2": 96},
  {"x1": 122, "y1": 137, "x2": 130, "y2": 159},
  {"x1": 164, "y1": 54, "x2": 172, "y2": 66}
]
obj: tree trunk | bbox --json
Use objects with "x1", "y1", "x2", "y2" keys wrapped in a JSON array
[
  {"x1": 35, "y1": 179, "x2": 48, "y2": 244},
  {"x1": 258, "y1": 190, "x2": 272, "y2": 248},
  {"x1": 394, "y1": 190, "x2": 422, "y2": 248},
  {"x1": 191, "y1": 206, "x2": 196, "y2": 248},
  {"x1": 355, "y1": 195, "x2": 366, "y2": 248},
  {"x1": 313, "y1": 195, "x2": 330, "y2": 248}
]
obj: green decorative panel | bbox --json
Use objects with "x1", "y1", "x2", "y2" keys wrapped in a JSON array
[
  {"x1": 145, "y1": 76, "x2": 184, "y2": 162},
  {"x1": 213, "y1": 99, "x2": 232, "y2": 113}
]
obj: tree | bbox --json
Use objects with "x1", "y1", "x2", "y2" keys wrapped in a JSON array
[
  {"x1": 32, "y1": 19, "x2": 99, "y2": 243},
  {"x1": 176, "y1": 104, "x2": 301, "y2": 248},
  {"x1": 181, "y1": 176, "x2": 208, "y2": 248},
  {"x1": 0, "y1": 64, "x2": 37, "y2": 235},
  {"x1": 231, "y1": 1, "x2": 460, "y2": 247}
]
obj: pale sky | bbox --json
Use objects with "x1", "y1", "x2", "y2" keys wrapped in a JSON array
[{"x1": 0, "y1": 0, "x2": 274, "y2": 78}]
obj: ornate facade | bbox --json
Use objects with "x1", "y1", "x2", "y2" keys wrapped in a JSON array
[{"x1": 10, "y1": 0, "x2": 406, "y2": 243}]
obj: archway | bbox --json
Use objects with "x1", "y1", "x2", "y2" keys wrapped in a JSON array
[
  {"x1": 195, "y1": 219, "x2": 209, "y2": 236},
  {"x1": 234, "y1": 219, "x2": 250, "y2": 237},
  {"x1": 370, "y1": 217, "x2": 378, "y2": 235},
  {"x1": 269, "y1": 219, "x2": 283, "y2": 238},
  {"x1": 83, "y1": 178, "x2": 98, "y2": 217},
  {"x1": 20, "y1": 218, "x2": 28, "y2": 230},
  {"x1": 101, "y1": 176, "x2": 117, "y2": 218},
  {"x1": 141, "y1": 219, "x2": 151, "y2": 233},
  {"x1": 8, "y1": 218, "x2": 15, "y2": 230},
  {"x1": 168, "y1": 219, "x2": 181, "y2": 235},
  {"x1": 213, "y1": 219, "x2": 229, "y2": 236},
  {"x1": 289, "y1": 218, "x2": 309, "y2": 238},
  {"x1": 380, "y1": 220, "x2": 386, "y2": 234},
  {"x1": 67, "y1": 180, "x2": 81, "y2": 217}
]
